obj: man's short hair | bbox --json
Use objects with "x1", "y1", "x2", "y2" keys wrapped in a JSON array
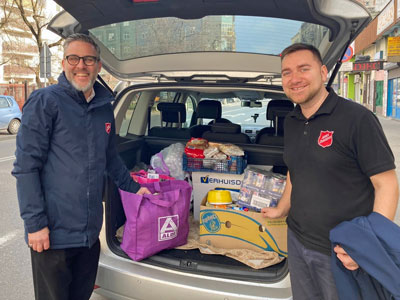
[
  {"x1": 281, "y1": 43, "x2": 323, "y2": 65},
  {"x1": 63, "y1": 33, "x2": 100, "y2": 58}
]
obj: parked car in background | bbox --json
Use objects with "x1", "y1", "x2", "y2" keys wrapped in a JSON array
[
  {"x1": 48, "y1": 0, "x2": 371, "y2": 299},
  {"x1": 0, "y1": 95, "x2": 21, "y2": 134}
]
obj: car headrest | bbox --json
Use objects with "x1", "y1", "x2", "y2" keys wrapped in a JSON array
[
  {"x1": 210, "y1": 122, "x2": 241, "y2": 134},
  {"x1": 197, "y1": 100, "x2": 222, "y2": 119},
  {"x1": 266, "y1": 100, "x2": 294, "y2": 120},
  {"x1": 157, "y1": 102, "x2": 187, "y2": 123}
]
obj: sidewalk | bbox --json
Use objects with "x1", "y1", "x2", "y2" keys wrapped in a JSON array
[{"x1": 378, "y1": 116, "x2": 400, "y2": 226}]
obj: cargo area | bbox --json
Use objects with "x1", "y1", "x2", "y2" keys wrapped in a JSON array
[{"x1": 104, "y1": 135, "x2": 289, "y2": 283}]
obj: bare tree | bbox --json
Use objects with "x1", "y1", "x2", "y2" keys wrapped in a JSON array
[
  {"x1": 0, "y1": 0, "x2": 18, "y2": 66},
  {"x1": 2, "y1": 0, "x2": 63, "y2": 86},
  {"x1": 0, "y1": 0, "x2": 13, "y2": 31}
]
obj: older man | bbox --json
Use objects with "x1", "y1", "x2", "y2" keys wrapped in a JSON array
[{"x1": 13, "y1": 33, "x2": 150, "y2": 300}]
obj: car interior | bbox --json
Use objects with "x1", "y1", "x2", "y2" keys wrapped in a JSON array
[{"x1": 100, "y1": 84, "x2": 294, "y2": 282}]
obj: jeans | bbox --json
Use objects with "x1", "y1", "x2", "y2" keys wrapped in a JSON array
[{"x1": 288, "y1": 228, "x2": 339, "y2": 300}]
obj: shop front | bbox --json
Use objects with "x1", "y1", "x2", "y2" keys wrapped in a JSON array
[{"x1": 387, "y1": 77, "x2": 400, "y2": 119}]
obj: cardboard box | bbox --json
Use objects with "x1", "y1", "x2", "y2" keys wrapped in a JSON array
[
  {"x1": 199, "y1": 196, "x2": 288, "y2": 257},
  {"x1": 192, "y1": 171, "x2": 244, "y2": 220}
]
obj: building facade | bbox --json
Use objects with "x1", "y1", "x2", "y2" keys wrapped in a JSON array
[
  {"x1": 0, "y1": 1, "x2": 62, "y2": 85},
  {"x1": 339, "y1": 0, "x2": 400, "y2": 120},
  {"x1": 91, "y1": 16, "x2": 236, "y2": 60}
]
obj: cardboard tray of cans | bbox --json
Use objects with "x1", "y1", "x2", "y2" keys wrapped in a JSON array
[
  {"x1": 237, "y1": 167, "x2": 286, "y2": 210},
  {"x1": 182, "y1": 154, "x2": 246, "y2": 174}
]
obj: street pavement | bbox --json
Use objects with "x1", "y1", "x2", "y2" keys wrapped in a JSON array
[
  {"x1": 378, "y1": 116, "x2": 400, "y2": 225},
  {"x1": 0, "y1": 115, "x2": 399, "y2": 300}
]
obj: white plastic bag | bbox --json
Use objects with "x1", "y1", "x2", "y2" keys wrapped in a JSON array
[{"x1": 150, "y1": 143, "x2": 186, "y2": 180}]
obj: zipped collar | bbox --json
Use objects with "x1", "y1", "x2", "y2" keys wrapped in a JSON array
[
  {"x1": 288, "y1": 88, "x2": 338, "y2": 121},
  {"x1": 57, "y1": 72, "x2": 113, "y2": 109}
]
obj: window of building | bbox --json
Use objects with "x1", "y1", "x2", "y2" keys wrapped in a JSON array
[
  {"x1": 108, "y1": 32, "x2": 115, "y2": 41},
  {"x1": 123, "y1": 32, "x2": 130, "y2": 40}
]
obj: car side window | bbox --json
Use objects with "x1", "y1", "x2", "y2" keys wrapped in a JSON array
[
  {"x1": 149, "y1": 92, "x2": 178, "y2": 129},
  {"x1": 6, "y1": 97, "x2": 14, "y2": 107},
  {"x1": 0, "y1": 97, "x2": 10, "y2": 108},
  {"x1": 184, "y1": 95, "x2": 195, "y2": 128},
  {"x1": 119, "y1": 92, "x2": 141, "y2": 136}
]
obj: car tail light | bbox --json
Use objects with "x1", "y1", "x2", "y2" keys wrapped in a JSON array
[{"x1": 93, "y1": 284, "x2": 100, "y2": 290}]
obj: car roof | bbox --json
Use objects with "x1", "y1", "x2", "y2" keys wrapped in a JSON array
[{"x1": 49, "y1": 0, "x2": 371, "y2": 81}]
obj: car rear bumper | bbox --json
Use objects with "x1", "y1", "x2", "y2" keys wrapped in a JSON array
[{"x1": 96, "y1": 233, "x2": 292, "y2": 300}]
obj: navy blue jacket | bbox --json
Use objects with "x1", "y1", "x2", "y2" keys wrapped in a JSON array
[
  {"x1": 330, "y1": 212, "x2": 400, "y2": 300},
  {"x1": 12, "y1": 73, "x2": 140, "y2": 249}
]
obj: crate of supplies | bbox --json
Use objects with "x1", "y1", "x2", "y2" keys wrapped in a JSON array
[{"x1": 182, "y1": 154, "x2": 246, "y2": 174}]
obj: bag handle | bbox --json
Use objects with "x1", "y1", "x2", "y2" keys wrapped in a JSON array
[
  {"x1": 153, "y1": 153, "x2": 170, "y2": 176},
  {"x1": 143, "y1": 190, "x2": 180, "y2": 208}
]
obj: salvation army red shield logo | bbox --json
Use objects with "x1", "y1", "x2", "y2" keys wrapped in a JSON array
[
  {"x1": 105, "y1": 123, "x2": 111, "y2": 134},
  {"x1": 318, "y1": 130, "x2": 334, "y2": 148}
]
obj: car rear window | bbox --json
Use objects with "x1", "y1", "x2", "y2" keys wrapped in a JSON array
[{"x1": 89, "y1": 15, "x2": 329, "y2": 60}]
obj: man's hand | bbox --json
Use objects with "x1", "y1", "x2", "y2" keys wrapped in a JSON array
[
  {"x1": 28, "y1": 227, "x2": 50, "y2": 253},
  {"x1": 261, "y1": 207, "x2": 285, "y2": 219},
  {"x1": 136, "y1": 187, "x2": 151, "y2": 195},
  {"x1": 334, "y1": 245, "x2": 359, "y2": 271}
]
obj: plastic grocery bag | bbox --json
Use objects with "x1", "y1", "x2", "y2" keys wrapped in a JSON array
[
  {"x1": 150, "y1": 143, "x2": 185, "y2": 179},
  {"x1": 120, "y1": 180, "x2": 192, "y2": 261}
]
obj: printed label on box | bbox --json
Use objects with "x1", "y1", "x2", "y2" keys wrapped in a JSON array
[
  {"x1": 199, "y1": 175, "x2": 242, "y2": 186},
  {"x1": 201, "y1": 212, "x2": 221, "y2": 233},
  {"x1": 158, "y1": 215, "x2": 179, "y2": 241},
  {"x1": 250, "y1": 194, "x2": 271, "y2": 208}
]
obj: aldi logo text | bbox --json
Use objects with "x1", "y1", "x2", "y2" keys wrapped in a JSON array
[{"x1": 158, "y1": 215, "x2": 179, "y2": 241}]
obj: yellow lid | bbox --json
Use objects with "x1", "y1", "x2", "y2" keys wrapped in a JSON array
[{"x1": 207, "y1": 190, "x2": 232, "y2": 205}]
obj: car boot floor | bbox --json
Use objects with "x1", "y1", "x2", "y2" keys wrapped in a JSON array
[{"x1": 140, "y1": 248, "x2": 288, "y2": 283}]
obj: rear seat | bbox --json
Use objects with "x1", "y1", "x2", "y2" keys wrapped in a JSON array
[
  {"x1": 144, "y1": 100, "x2": 287, "y2": 174},
  {"x1": 149, "y1": 102, "x2": 191, "y2": 139},
  {"x1": 255, "y1": 100, "x2": 294, "y2": 145},
  {"x1": 202, "y1": 123, "x2": 251, "y2": 144},
  {"x1": 190, "y1": 100, "x2": 231, "y2": 138}
]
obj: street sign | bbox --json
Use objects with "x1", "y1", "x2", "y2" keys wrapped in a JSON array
[
  {"x1": 353, "y1": 61, "x2": 384, "y2": 71},
  {"x1": 40, "y1": 43, "x2": 51, "y2": 78},
  {"x1": 341, "y1": 46, "x2": 354, "y2": 63}
]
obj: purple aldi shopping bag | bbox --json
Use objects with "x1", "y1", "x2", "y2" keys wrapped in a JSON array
[{"x1": 119, "y1": 180, "x2": 192, "y2": 261}]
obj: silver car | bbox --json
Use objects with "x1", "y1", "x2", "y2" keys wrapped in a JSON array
[{"x1": 49, "y1": 1, "x2": 371, "y2": 299}]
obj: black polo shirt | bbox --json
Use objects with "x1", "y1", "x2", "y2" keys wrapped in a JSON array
[{"x1": 283, "y1": 89, "x2": 395, "y2": 255}]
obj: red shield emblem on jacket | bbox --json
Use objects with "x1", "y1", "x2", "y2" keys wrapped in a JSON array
[
  {"x1": 318, "y1": 130, "x2": 334, "y2": 148},
  {"x1": 105, "y1": 123, "x2": 111, "y2": 134}
]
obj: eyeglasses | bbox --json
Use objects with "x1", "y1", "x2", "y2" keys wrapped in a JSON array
[{"x1": 65, "y1": 55, "x2": 99, "y2": 66}]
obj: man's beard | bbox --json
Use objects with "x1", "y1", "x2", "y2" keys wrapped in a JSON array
[
  {"x1": 288, "y1": 86, "x2": 320, "y2": 106},
  {"x1": 70, "y1": 77, "x2": 96, "y2": 94}
]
